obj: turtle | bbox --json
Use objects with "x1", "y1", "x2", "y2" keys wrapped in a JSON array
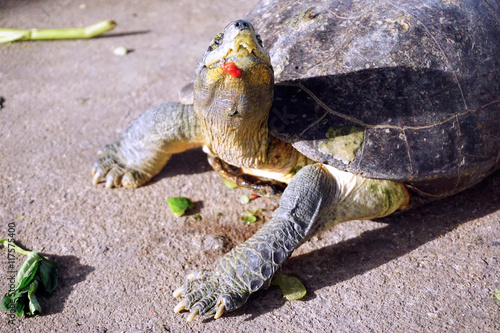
[{"x1": 91, "y1": 0, "x2": 500, "y2": 322}]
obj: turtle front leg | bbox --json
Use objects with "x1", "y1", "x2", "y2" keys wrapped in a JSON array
[
  {"x1": 173, "y1": 163, "x2": 409, "y2": 321},
  {"x1": 173, "y1": 164, "x2": 338, "y2": 320},
  {"x1": 92, "y1": 102, "x2": 203, "y2": 188}
]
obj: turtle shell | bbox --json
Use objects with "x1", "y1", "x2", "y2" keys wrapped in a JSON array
[{"x1": 245, "y1": 0, "x2": 500, "y2": 201}]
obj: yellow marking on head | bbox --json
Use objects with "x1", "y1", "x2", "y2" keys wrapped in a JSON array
[{"x1": 205, "y1": 66, "x2": 225, "y2": 85}]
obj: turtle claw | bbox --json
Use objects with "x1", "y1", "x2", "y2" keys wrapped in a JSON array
[
  {"x1": 174, "y1": 300, "x2": 187, "y2": 313},
  {"x1": 122, "y1": 174, "x2": 135, "y2": 188},
  {"x1": 105, "y1": 175, "x2": 115, "y2": 188},
  {"x1": 186, "y1": 270, "x2": 205, "y2": 281},
  {"x1": 92, "y1": 162, "x2": 111, "y2": 185},
  {"x1": 172, "y1": 286, "x2": 184, "y2": 298},
  {"x1": 92, "y1": 142, "x2": 152, "y2": 188},
  {"x1": 186, "y1": 307, "x2": 199, "y2": 322},
  {"x1": 214, "y1": 303, "x2": 225, "y2": 319},
  {"x1": 173, "y1": 268, "x2": 246, "y2": 321},
  {"x1": 92, "y1": 169, "x2": 101, "y2": 185}
]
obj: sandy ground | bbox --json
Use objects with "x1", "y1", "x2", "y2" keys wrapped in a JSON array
[{"x1": 0, "y1": 0, "x2": 499, "y2": 332}]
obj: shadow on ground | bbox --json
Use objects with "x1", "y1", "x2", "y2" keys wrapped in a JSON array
[
  {"x1": 39, "y1": 255, "x2": 95, "y2": 316},
  {"x1": 146, "y1": 148, "x2": 212, "y2": 186}
]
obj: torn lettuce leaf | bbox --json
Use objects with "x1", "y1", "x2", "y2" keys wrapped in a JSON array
[
  {"x1": 271, "y1": 274, "x2": 307, "y2": 301},
  {"x1": 0, "y1": 239, "x2": 58, "y2": 317},
  {"x1": 167, "y1": 197, "x2": 194, "y2": 217}
]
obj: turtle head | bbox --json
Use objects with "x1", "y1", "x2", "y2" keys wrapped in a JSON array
[
  {"x1": 193, "y1": 20, "x2": 274, "y2": 167},
  {"x1": 201, "y1": 20, "x2": 271, "y2": 70}
]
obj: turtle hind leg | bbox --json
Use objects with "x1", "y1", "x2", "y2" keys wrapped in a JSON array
[{"x1": 321, "y1": 165, "x2": 410, "y2": 228}]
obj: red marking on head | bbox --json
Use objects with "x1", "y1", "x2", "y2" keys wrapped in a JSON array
[{"x1": 221, "y1": 61, "x2": 242, "y2": 77}]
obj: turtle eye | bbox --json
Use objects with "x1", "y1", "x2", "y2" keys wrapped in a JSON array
[
  {"x1": 256, "y1": 34, "x2": 263, "y2": 47},
  {"x1": 209, "y1": 33, "x2": 224, "y2": 51}
]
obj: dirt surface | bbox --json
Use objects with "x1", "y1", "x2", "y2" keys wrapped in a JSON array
[{"x1": 1, "y1": 1, "x2": 499, "y2": 332}]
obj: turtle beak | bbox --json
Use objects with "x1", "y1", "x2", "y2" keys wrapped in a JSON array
[{"x1": 204, "y1": 20, "x2": 271, "y2": 68}]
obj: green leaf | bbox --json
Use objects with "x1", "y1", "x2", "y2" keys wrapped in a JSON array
[
  {"x1": 38, "y1": 258, "x2": 58, "y2": 294},
  {"x1": 241, "y1": 211, "x2": 257, "y2": 223},
  {"x1": 0, "y1": 240, "x2": 58, "y2": 317},
  {"x1": 28, "y1": 293, "x2": 41, "y2": 316},
  {"x1": 15, "y1": 296, "x2": 27, "y2": 318},
  {"x1": 0, "y1": 293, "x2": 13, "y2": 312},
  {"x1": 27, "y1": 279, "x2": 41, "y2": 316},
  {"x1": 15, "y1": 252, "x2": 42, "y2": 290},
  {"x1": 494, "y1": 288, "x2": 500, "y2": 301},
  {"x1": 167, "y1": 197, "x2": 194, "y2": 217},
  {"x1": 271, "y1": 274, "x2": 307, "y2": 300},
  {"x1": 222, "y1": 179, "x2": 238, "y2": 189},
  {"x1": 241, "y1": 209, "x2": 262, "y2": 223}
]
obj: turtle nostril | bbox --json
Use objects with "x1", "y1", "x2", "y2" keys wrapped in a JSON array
[{"x1": 234, "y1": 20, "x2": 250, "y2": 31}]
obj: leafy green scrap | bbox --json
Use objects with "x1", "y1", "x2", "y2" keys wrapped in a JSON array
[
  {"x1": 0, "y1": 239, "x2": 58, "y2": 317},
  {"x1": 222, "y1": 179, "x2": 238, "y2": 189},
  {"x1": 167, "y1": 197, "x2": 194, "y2": 217},
  {"x1": 241, "y1": 209, "x2": 262, "y2": 224},
  {"x1": 271, "y1": 274, "x2": 307, "y2": 301}
]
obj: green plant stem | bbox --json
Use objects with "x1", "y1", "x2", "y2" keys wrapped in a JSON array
[
  {"x1": 0, "y1": 239, "x2": 31, "y2": 256},
  {"x1": 0, "y1": 20, "x2": 116, "y2": 43}
]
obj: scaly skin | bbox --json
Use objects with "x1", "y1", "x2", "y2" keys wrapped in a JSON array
[
  {"x1": 92, "y1": 103, "x2": 203, "y2": 187},
  {"x1": 174, "y1": 163, "x2": 338, "y2": 318},
  {"x1": 93, "y1": 20, "x2": 409, "y2": 321}
]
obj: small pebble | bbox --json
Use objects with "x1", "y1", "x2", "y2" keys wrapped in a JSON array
[
  {"x1": 203, "y1": 235, "x2": 229, "y2": 255},
  {"x1": 239, "y1": 195, "x2": 250, "y2": 205},
  {"x1": 113, "y1": 46, "x2": 129, "y2": 56}
]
